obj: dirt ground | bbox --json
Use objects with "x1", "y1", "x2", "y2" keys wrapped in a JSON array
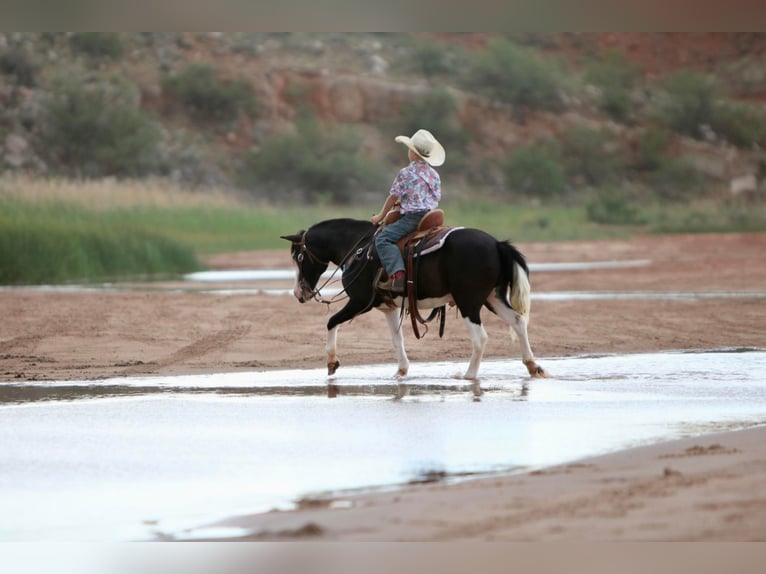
[{"x1": 1, "y1": 232, "x2": 765, "y2": 382}]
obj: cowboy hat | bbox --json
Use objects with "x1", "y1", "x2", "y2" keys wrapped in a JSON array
[{"x1": 395, "y1": 129, "x2": 445, "y2": 167}]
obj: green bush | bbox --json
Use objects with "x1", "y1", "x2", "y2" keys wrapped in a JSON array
[
  {"x1": 630, "y1": 127, "x2": 704, "y2": 201},
  {"x1": 502, "y1": 141, "x2": 566, "y2": 199},
  {"x1": 42, "y1": 75, "x2": 163, "y2": 178},
  {"x1": 586, "y1": 188, "x2": 646, "y2": 225},
  {"x1": 711, "y1": 100, "x2": 766, "y2": 148},
  {"x1": 562, "y1": 126, "x2": 625, "y2": 186},
  {"x1": 0, "y1": 45, "x2": 40, "y2": 87},
  {"x1": 654, "y1": 71, "x2": 766, "y2": 148},
  {"x1": 164, "y1": 62, "x2": 257, "y2": 123},
  {"x1": 655, "y1": 71, "x2": 720, "y2": 139},
  {"x1": 407, "y1": 40, "x2": 454, "y2": 79},
  {"x1": 647, "y1": 157, "x2": 704, "y2": 202},
  {"x1": 69, "y1": 33, "x2": 124, "y2": 60},
  {"x1": 463, "y1": 39, "x2": 566, "y2": 111},
  {"x1": 634, "y1": 126, "x2": 672, "y2": 172},
  {"x1": 585, "y1": 49, "x2": 640, "y2": 123},
  {"x1": 239, "y1": 118, "x2": 389, "y2": 203},
  {"x1": 398, "y1": 88, "x2": 469, "y2": 174}
]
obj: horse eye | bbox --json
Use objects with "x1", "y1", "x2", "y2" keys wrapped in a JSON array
[{"x1": 297, "y1": 253, "x2": 304, "y2": 263}]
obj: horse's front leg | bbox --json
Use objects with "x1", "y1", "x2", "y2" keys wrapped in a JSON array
[
  {"x1": 326, "y1": 299, "x2": 372, "y2": 376},
  {"x1": 325, "y1": 325, "x2": 341, "y2": 375},
  {"x1": 381, "y1": 307, "x2": 410, "y2": 377}
]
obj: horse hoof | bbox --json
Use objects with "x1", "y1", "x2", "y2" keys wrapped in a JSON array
[
  {"x1": 396, "y1": 367, "x2": 408, "y2": 378},
  {"x1": 524, "y1": 360, "x2": 548, "y2": 378},
  {"x1": 533, "y1": 366, "x2": 548, "y2": 378},
  {"x1": 327, "y1": 360, "x2": 340, "y2": 375}
]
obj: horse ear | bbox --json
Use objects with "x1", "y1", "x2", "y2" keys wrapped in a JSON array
[{"x1": 280, "y1": 233, "x2": 302, "y2": 243}]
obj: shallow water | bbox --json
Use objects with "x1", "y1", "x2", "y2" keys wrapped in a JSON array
[
  {"x1": 182, "y1": 259, "x2": 652, "y2": 283},
  {"x1": 1, "y1": 349, "x2": 765, "y2": 541}
]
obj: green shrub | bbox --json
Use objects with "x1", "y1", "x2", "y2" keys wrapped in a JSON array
[
  {"x1": 463, "y1": 39, "x2": 566, "y2": 111},
  {"x1": 586, "y1": 188, "x2": 646, "y2": 225},
  {"x1": 585, "y1": 49, "x2": 640, "y2": 123},
  {"x1": 634, "y1": 126, "x2": 672, "y2": 172},
  {"x1": 398, "y1": 88, "x2": 469, "y2": 174},
  {"x1": 655, "y1": 71, "x2": 720, "y2": 139},
  {"x1": 654, "y1": 71, "x2": 766, "y2": 148},
  {"x1": 42, "y1": 75, "x2": 163, "y2": 178},
  {"x1": 407, "y1": 40, "x2": 454, "y2": 79},
  {"x1": 630, "y1": 127, "x2": 704, "y2": 201},
  {"x1": 647, "y1": 157, "x2": 704, "y2": 201},
  {"x1": 502, "y1": 141, "x2": 566, "y2": 199},
  {"x1": 711, "y1": 100, "x2": 766, "y2": 148},
  {"x1": 69, "y1": 32, "x2": 124, "y2": 60},
  {"x1": 562, "y1": 126, "x2": 625, "y2": 186},
  {"x1": 239, "y1": 118, "x2": 389, "y2": 204},
  {"x1": 163, "y1": 62, "x2": 257, "y2": 123},
  {"x1": 0, "y1": 45, "x2": 40, "y2": 87}
]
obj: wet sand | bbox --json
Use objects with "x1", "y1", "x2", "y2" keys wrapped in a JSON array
[
  {"x1": 2, "y1": 232, "x2": 766, "y2": 540},
  {"x1": 197, "y1": 424, "x2": 766, "y2": 541}
]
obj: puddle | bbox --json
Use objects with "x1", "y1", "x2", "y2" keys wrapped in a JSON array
[
  {"x1": 182, "y1": 259, "x2": 651, "y2": 283},
  {"x1": 4, "y1": 258, "x2": 765, "y2": 302},
  {"x1": 1, "y1": 349, "x2": 765, "y2": 541}
]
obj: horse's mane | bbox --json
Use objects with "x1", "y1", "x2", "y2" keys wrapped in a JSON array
[{"x1": 309, "y1": 218, "x2": 376, "y2": 239}]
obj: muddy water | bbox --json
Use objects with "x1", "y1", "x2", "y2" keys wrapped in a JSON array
[{"x1": 1, "y1": 349, "x2": 765, "y2": 541}]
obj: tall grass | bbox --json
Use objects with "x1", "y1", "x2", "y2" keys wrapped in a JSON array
[
  {"x1": 0, "y1": 199, "x2": 200, "y2": 284},
  {"x1": 2, "y1": 176, "x2": 765, "y2": 284}
]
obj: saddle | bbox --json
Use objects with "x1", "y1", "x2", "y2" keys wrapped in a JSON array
[{"x1": 380, "y1": 208, "x2": 462, "y2": 339}]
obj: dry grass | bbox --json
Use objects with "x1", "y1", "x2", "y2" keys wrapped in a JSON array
[{"x1": 0, "y1": 174, "x2": 247, "y2": 210}]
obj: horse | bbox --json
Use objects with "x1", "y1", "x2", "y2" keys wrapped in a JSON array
[{"x1": 280, "y1": 218, "x2": 547, "y2": 380}]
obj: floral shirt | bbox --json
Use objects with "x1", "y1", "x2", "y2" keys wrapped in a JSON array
[{"x1": 389, "y1": 160, "x2": 441, "y2": 213}]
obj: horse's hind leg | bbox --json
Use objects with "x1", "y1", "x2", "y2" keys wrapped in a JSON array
[
  {"x1": 487, "y1": 293, "x2": 548, "y2": 378},
  {"x1": 461, "y1": 314, "x2": 488, "y2": 380}
]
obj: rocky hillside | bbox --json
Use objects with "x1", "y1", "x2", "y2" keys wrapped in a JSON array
[{"x1": 2, "y1": 32, "x2": 765, "y2": 204}]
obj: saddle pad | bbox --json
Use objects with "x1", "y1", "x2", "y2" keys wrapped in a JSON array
[{"x1": 398, "y1": 226, "x2": 463, "y2": 257}]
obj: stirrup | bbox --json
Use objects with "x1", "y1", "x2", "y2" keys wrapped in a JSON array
[
  {"x1": 374, "y1": 268, "x2": 389, "y2": 290},
  {"x1": 375, "y1": 269, "x2": 404, "y2": 293}
]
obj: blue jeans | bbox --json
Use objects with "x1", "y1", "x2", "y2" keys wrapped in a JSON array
[{"x1": 375, "y1": 211, "x2": 426, "y2": 276}]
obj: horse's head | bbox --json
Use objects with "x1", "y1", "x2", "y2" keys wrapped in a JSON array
[{"x1": 280, "y1": 231, "x2": 330, "y2": 303}]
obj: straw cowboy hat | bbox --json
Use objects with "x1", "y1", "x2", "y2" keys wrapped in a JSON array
[{"x1": 395, "y1": 129, "x2": 446, "y2": 167}]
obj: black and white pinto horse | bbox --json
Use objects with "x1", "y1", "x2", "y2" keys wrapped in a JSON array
[{"x1": 281, "y1": 218, "x2": 547, "y2": 380}]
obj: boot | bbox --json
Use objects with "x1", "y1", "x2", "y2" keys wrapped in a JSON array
[{"x1": 378, "y1": 270, "x2": 405, "y2": 293}]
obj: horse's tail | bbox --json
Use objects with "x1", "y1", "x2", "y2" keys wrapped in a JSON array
[{"x1": 496, "y1": 240, "x2": 531, "y2": 324}]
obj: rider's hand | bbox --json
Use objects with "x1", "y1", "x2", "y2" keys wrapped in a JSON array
[{"x1": 371, "y1": 213, "x2": 383, "y2": 226}]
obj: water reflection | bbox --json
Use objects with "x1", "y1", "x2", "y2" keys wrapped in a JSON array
[
  {"x1": 2, "y1": 380, "x2": 533, "y2": 405},
  {"x1": 0, "y1": 385, "x2": 164, "y2": 405},
  {"x1": 389, "y1": 380, "x2": 529, "y2": 402}
]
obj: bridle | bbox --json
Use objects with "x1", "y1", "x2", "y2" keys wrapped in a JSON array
[
  {"x1": 291, "y1": 229, "x2": 374, "y2": 305},
  {"x1": 293, "y1": 230, "x2": 331, "y2": 302}
]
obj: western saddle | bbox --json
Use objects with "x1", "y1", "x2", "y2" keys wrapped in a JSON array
[{"x1": 379, "y1": 208, "x2": 453, "y2": 339}]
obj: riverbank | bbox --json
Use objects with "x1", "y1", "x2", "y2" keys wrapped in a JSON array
[{"x1": 189, "y1": 423, "x2": 766, "y2": 541}]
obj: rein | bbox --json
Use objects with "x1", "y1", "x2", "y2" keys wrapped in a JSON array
[{"x1": 296, "y1": 229, "x2": 373, "y2": 306}]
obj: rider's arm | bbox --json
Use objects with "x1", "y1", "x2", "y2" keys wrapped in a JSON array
[{"x1": 371, "y1": 194, "x2": 398, "y2": 226}]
